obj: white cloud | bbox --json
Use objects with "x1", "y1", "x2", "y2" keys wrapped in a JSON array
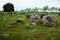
[{"x1": 0, "y1": 0, "x2": 60, "y2": 11}]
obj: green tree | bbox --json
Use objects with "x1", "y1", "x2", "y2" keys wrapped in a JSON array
[
  {"x1": 51, "y1": 7, "x2": 55, "y2": 12},
  {"x1": 58, "y1": 8, "x2": 60, "y2": 15},
  {"x1": 32, "y1": 7, "x2": 40, "y2": 12},
  {"x1": 20, "y1": 10, "x2": 25, "y2": 12},
  {"x1": 25, "y1": 8, "x2": 31, "y2": 13},
  {"x1": 43, "y1": 6, "x2": 48, "y2": 12},
  {"x1": 3, "y1": 3, "x2": 14, "y2": 12},
  {"x1": 55, "y1": 7, "x2": 58, "y2": 13},
  {"x1": 58, "y1": 8, "x2": 60, "y2": 11}
]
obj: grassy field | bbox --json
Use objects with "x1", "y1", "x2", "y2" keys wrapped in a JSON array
[{"x1": 0, "y1": 13, "x2": 60, "y2": 40}]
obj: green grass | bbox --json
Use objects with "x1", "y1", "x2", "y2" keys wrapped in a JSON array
[{"x1": 0, "y1": 13, "x2": 60, "y2": 40}]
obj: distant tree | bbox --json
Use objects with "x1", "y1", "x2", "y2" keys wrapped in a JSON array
[
  {"x1": 25, "y1": 8, "x2": 31, "y2": 12},
  {"x1": 43, "y1": 6, "x2": 48, "y2": 12},
  {"x1": 48, "y1": 8, "x2": 52, "y2": 11},
  {"x1": 40, "y1": 8, "x2": 43, "y2": 12},
  {"x1": 58, "y1": 8, "x2": 60, "y2": 15},
  {"x1": 32, "y1": 8, "x2": 35, "y2": 12},
  {"x1": 3, "y1": 3, "x2": 14, "y2": 12},
  {"x1": 54, "y1": 7, "x2": 58, "y2": 13},
  {"x1": 32, "y1": 7, "x2": 39, "y2": 12},
  {"x1": 51, "y1": 7, "x2": 55, "y2": 12},
  {"x1": 58, "y1": 8, "x2": 60, "y2": 11},
  {"x1": 20, "y1": 10, "x2": 25, "y2": 12},
  {"x1": 34, "y1": 7, "x2": 39, "y2": 12}
]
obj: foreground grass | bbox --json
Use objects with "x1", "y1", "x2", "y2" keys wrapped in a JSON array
[{"x1": 0, "y1": 13, "x2": 60, "y2": 40}]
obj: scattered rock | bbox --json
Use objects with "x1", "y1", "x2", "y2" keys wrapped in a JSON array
[
  {"x1": 30, "y1": 22, "x2": 36, "y2": 27},
  {"x1": 42, "y1": 15, "x2": 57, "y2": 26},
  {"x1": 16, "y1": 18, "x2": 24, "y2": 24},
  {"x1": 2, "y1": 18, "x2": 7, "y2": 21},
  {"x1": 0, "y1": 18, "x2": 7, "y2": 21},
  {"x1": 3, "y1": 33, "x2": 10, "y2": 40}
]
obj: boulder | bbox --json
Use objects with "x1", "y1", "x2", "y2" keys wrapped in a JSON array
[
  {"x1": 30, "y1": 22, "x2": 36, "y2": 27},
  {"x1": 16, "y1": 18, "x2": 24, "y2": 24},
  {"x1": 42, "y1": 15, "x2": 57, "y2": 26}
]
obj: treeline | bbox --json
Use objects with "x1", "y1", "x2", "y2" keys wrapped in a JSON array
[
  {"x1": 20, "y1": 6, "x2": 60, "y2": 13},
  {"x1": 0, "y1": 2, "x2": 60, "y2": 13}
]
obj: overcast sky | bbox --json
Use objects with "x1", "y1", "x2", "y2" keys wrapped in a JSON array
[{"x1": 0, "y1": 0, "x2": 60, "y2": 11}]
